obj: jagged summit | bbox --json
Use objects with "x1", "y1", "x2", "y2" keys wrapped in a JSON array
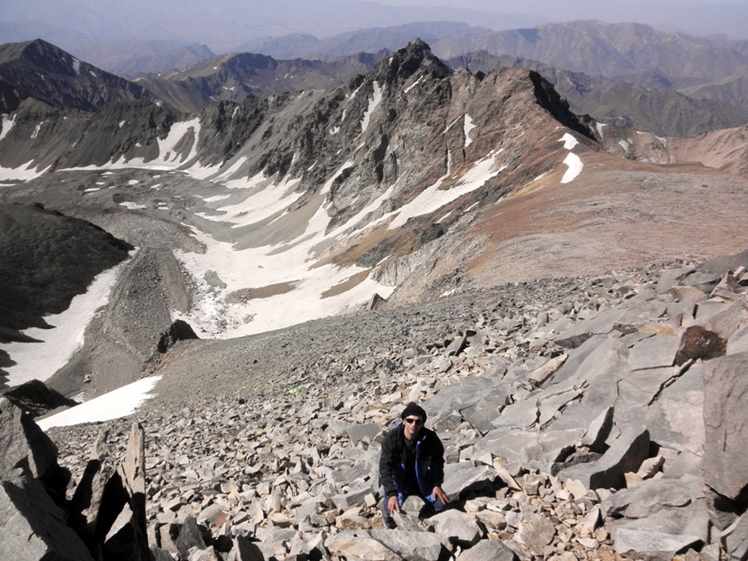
[
  {"x1": 373, "y1": 38, "x2": 452, "y2": 85},
  {"x1": 0, "y1": 39, "x2": 154, "y2": 112}
]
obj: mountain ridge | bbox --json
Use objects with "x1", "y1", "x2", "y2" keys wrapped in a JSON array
[{"x1": 0, "y1": 38, "x2": 154, "y2": 113}]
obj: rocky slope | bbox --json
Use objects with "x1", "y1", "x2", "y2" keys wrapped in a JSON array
[
  {"x1": 596, "y1": 123, "x2": 748, "y2": 179},
  {"x1": 134, "y1": 51, "x2": 384, "y2": 114},
  {"x1": 5, "y1": 252, "x2": 748, "y2": 561},
  {"x1": 0, "y1": 39, "x2": 154, "y2": 113},
  {"x1": 447, "y1": 52, "x2": 748, "y2": 138}
]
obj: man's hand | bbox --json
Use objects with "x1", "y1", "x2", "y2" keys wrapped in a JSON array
[
  {"x1": 387, "y1": 495, "x2": 400, "y2": 514},
  {"x1": 432, "y1": 486, "x2": 449, "y2": 505}
]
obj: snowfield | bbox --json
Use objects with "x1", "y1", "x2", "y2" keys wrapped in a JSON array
[
  {"x1": 0, "y1": 260, "x2": 128, "y2": 386},
  {"x1": 37, "y1": 376, "x2": 162, "y2": 431}
]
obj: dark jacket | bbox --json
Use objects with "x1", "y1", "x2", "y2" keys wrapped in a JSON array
[{"x1": 379, "y1": 423, "x2": 445, "y2": 498}]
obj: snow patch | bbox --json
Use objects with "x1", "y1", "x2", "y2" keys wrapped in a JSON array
[
  {"x1": 37, "y1": 376, "x2": 162, "y2": 431},
  {"x1": 595, "y1": 122, "x2": 607, "y2": 138},
  {"x1": 120, "y1": 202, "x2": 146, "y2": 209},
  {"x1": 119, "y1": 120, "x2": 126, "y2": 128},
  {"x1": 561, "y1": 153, "x2": 583, "y2": 184},
  {"x1": 464, "y1": 115, "x2": 476, "y2": 148},
  {"x1": 1, "y1": 261, "x2": 126, "y2": 386},
  {"x1": 157, "y1": 118, "x2": 200, "y2": 163},
  {"x1": 72, "y1": 58, "x2": 81, "y2": 75},
  {"x1": 560, "y1": 133, "x2": 578, "y2": 150},
  {"x1": 388, "y1": 150, "x2": 505, "y2": 230},
  {"x1": 0, "y1": 163, "x2": 49, "y2": 181},
  {"x1": 359, "y1": 82, "x2": 383, "y2": 135},
  {"x1": 0, "y1": 114, "x2": 16, "y2": 142},
  {"x1": 215, "y1": 156, "x2": 249, "y2": 182},
  {"x1": 31, "y1": 122, "x2": 43, "y2": 139},
  {"x1": 618, "y1": 139, "x2": 630, "y2": 151},
  {"x1": 404, "y1": 77, "x2": 423, "y2": 94},
  {"x1": 199, "y1": 175, "x2": 303, "y2": 228}
]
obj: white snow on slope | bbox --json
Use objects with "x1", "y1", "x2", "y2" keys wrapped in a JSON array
[
  {"x1": 158, "y1": 118, "x2": 200, "y2": 163},
  {"x1": 618, "y1": 139, "x2": 630, "y2": 151},
  {"x1": 66, "y1": 119, "x2": 200, "y2": 172},
  {"x1": 560, "y1": 133, "x2": 578, "y2": 150},
  {"x1": 387, "y1": 149, "x2": 505, "y2": 230},
  {"x1": 360, "y1": 82, "x2": 383, "y2": 135},
  {"x1": 72, "y1": 58, "x2": 81, "y2": 75},
  {"x1": 31, "y1": 122, "x2": 43, "y2": 139},
  {"x1": 198, "y1": 175, "x2": 303, "y2": 228},
  {"x1": 464, "y1": 115, "x2": 476, "y2": 147},
  {"x1": 0, "y1": 261, "x2": 127, "y2": 386},
  {"x1": 561, "y1": 153, "x2": 583, "y2": 184},
  {"x1": 596, "y1": 122, "x2": 607, "y2": 138},
  {"x1": 558, "y1": 132, "x2": 583, "y2": 184},
  {"x1": 120, "y1": 201, "x2": 146, "y2": 210},
  {"x1": 37, "y1": 376, "x2": 162, "y2": 431},
  {"x1": 0, "y1": 114, "x2": 16, "y2": 142},
  {"x1": 0, "y1": 163, "x2": 49, "y2": 181},
  {"x1": 173, "y1": 161, "x2": 394, "y2": 338}
]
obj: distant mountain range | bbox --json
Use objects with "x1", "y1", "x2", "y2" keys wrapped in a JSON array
[
  {"x1": 71, "y1": 41, "x2": 216, "y2": 77},
  {"x1": 132, "y1": 51, "x2": 387, "y2": 114},
  {"x1": 3, "y1": 19, "x2": 748, "y2": 139}
]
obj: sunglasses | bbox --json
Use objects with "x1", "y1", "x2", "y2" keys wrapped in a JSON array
[{"x1": 404, "y1": 417, "x2": 423, "y2": 425}]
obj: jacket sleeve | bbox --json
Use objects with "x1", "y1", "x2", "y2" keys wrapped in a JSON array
[
  {"x1": 430, "y1": 433, "x2": 445, "y2": 487},
  {"x1": 379, "y1": 430, "x2": 398, "y2": 497}
]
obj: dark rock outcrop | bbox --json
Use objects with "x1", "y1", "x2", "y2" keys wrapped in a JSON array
[{"x1": 3, "y1": 379, "x2": 79, "y2": 418}]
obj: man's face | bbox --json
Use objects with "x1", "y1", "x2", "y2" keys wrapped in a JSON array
[{"x1": 403, "y1": 415, "x2": 424, "y2": 441}]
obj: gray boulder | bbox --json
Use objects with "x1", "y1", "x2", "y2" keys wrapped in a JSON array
[
  {"x1": 559, "y1": 428, "x2": 650, "y2": 490},
  {"x1": 431, "y1": 509, "x2": 483, "y2": 548},
  {"x1": 456, "y1": 539, "x2": 517, "y2": 561},
  {"x1": 0, "y1": 476, "x2": 95, "y2": 561},
  {"x1": 722, "y1": 511, "x2": 748, "y2": 561},
  {"x1": 627, "y1": 334, "x2": 679, "y2": 370},
  {"x1": 613, "y1": 528, "x2": 702, "y2": 561},
  {"x1": 646, "y1": 364, "x2": 704, "y2": 454},
  {"x1": 0, "y1": 397, "x2": 58, "y2": 480},
  {"x1": 702, "y1": 352, "x2": 748, "y2": 500},
  {"x1": 368, "y1": 529, "x2": 444, "y2": 561}
]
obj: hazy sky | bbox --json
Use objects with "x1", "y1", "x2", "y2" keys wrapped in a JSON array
[
  {"x1": 377, "y1": 0, "x2": 748, "y2": 38},
  {"x1": 1, "y1": 0, "x2": 746, "y2": 51}
]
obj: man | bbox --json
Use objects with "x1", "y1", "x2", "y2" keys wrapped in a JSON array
[{"x1": 379, "y1": 402, "x2": 449, "y2": 528}]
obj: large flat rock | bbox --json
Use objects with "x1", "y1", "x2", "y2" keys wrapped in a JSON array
[{"x1": 702, "y1": 352, "x2": 748, "y2": 500}]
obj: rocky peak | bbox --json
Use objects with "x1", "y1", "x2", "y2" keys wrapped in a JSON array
[
  {"x1": 374, "y1": 38, "x2": 452, "y2": 87},
  {"x1": 0, "y1": 38, "x2": 153, "y2": 113}
]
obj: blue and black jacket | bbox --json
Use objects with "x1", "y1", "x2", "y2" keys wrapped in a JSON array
[{"x1": 379, "y1": 423, "x2": 445, "y2": 499}]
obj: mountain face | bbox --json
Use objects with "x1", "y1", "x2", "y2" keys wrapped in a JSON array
[
  {"x1": 2, "y1": 38, "x2": 748, "y2": 399},
  {"x1": 68, "y1": 41, "x2": 215, "y2": 77},
  {"x1": 133, "y1": 51, "x2": 385, "y2": 114},
  {"x1": 0, "y1": 39, "x2": 154, "y2": 113},
  {"x1": 448, "y1": 52, "x2": 748, "y2": 137}
]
